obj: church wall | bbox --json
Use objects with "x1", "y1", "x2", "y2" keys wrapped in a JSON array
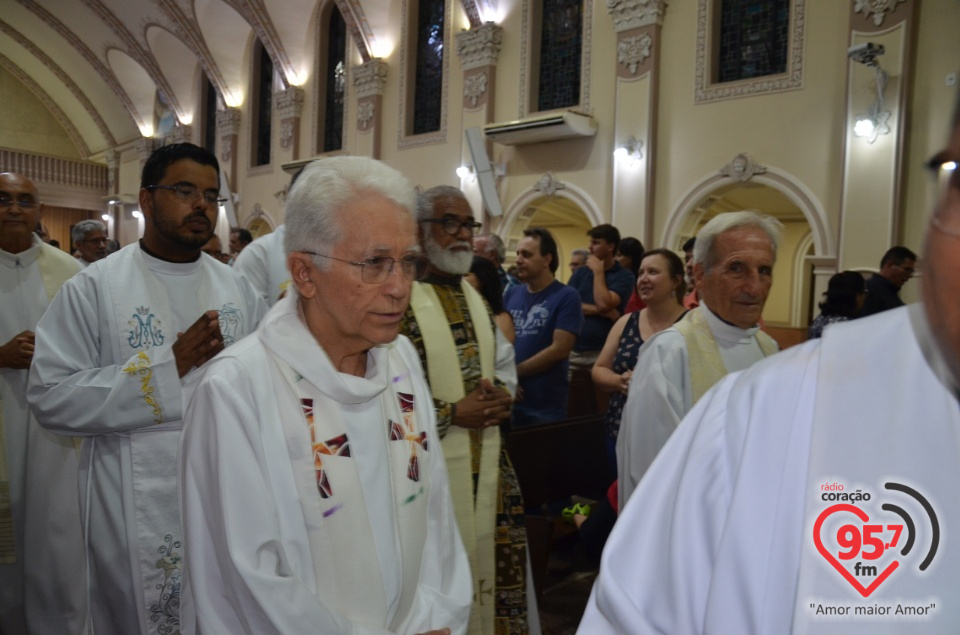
[{"x1": 0, "y1": 66, "x2": 81, "y2": 159}]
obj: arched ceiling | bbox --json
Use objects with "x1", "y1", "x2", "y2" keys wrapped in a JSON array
[{"x1": 0, "y1": 0, "x2": 402, "y2": 159}]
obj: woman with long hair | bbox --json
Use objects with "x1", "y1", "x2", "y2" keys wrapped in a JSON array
[
  {"x1": 617, "y1": 237, "x2": 646, "y2": 314},
  {"x1": 466, "y1": 255, "x2": 516, "y2": 343},
  {"x1": 808, "y1": 270, "x2": 866, "y2": 339}
]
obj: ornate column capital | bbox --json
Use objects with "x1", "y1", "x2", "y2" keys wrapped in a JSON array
[
  {"x1": 136, "y1": 138, "x2": 157, "y2": 163},
  {"x1": 606, "y1": 0, "x2": 666, "y2": 32},
  {"x1": 456, "y1": 23, "x2": 503, "y2": 71},
  {"x1": 216, "y1": 107, "x2": 242, "y2": 136},
  {"x1": 105, "y1": 148, "x2": 118, "y2": 170},
  {"x1": 352, "y1": 59, "x2": 388, "y2": 99},
  {"x1": 164, "y1": 125, "x2": 193, "y2": 145},
  {"x1": 274, "y1": 87, "x2": 305, "y2": 120}
]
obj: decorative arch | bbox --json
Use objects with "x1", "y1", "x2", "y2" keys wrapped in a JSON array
[
  {"x1": 791, "y1": 229, "x2": 815, "y2": 326},
  {"x1": 499, "y1": 173, "x2": 604, "y2": 237},
  {"x1": 661, "y1": 156, "x2": 835, "y2": 258}
]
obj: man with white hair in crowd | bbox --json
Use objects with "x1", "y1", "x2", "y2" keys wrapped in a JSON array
[
  {"x1": 72, "y1": 219, "x2": 108, "y2": 267},
  {"x1": 180, "y1": 157, "x2": 471, "y2": 634},
  {"x1": 580, "y1": 88, "x2": 960, "y2": 635},
  {"x1": 401, "y1": 185, "x2": 538, "y2": 635},
  {"x1": 474, "y1": 232, "x2": 518, "y2": 293},
  {"x1": 616, "y1": 210, "x2": 781, "y2": 507}
]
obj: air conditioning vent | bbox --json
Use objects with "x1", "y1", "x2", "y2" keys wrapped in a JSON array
[{"x1": 483, "y1": 111, "x2": 597, "y2": 145}]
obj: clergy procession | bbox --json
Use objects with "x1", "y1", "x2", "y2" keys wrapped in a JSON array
[{"x1": 1, "y1": 91, "x2": 960, "y2": 634}]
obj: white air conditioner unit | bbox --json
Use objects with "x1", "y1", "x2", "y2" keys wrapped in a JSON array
[{"x1": 483, "y1": 111, "x2": 597, "y2": 146}]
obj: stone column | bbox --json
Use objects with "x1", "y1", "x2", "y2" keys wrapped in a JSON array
[
  {"x1": 352, "y1": 60, "x2": 388, "y2": 159},
  {"x1": 455, "y1": 23, "x2": 503, "y2": 224},
  {"x1": 274, "y1": 87, "x2": 305, "y2": 160},
  {"x1": 217, "y1": 108, "x2": 242, "y2": 188},
  {"x1": 605, "y1": 0, "x2": 665, "y2": 243}
]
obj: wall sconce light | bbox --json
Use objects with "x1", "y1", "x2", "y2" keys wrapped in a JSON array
[
  {"x1": 848, "y1": 42, "x2": 890, "y2": 144},
  {"x1": 614, "y1": 136, "x2": 643, "y2": 163},
  {"x1": 101, "y1": 213, "x2": 111, "y2": 221},
  {"x1": 456, "y1": 165, "x2": 474, "y2": 179},
  {"x1": 131, "y1": 210, "x2": 143, "y2": 219}
]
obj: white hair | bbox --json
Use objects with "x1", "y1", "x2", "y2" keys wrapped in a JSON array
[
  {"x1": 71, "y1": 219, "x2": 106, "y2": 246},
  {"x1": 284, "y1": 156, "x2": 416, "y2": 269},
  {"x1": 692, "y1": 210, "x2": 783, "y2": 270}
]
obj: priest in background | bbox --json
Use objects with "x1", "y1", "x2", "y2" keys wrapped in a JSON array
[
  {"x1": 179, "y1": 157, "x2": 471, "y2": 635},
  {"x1": 0, "y1": 172, "x2": 82, "y2": 633},
  {"x1": 27, "y1": 143, "x2": 265, "y2": 635},
  {"x1": 579, "y1": 93, "x2": 960, "y2": 634}
]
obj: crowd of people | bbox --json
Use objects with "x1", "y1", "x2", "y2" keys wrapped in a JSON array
[{"x1": 0, "y1": 90, "x2": 957, "y2": 634}]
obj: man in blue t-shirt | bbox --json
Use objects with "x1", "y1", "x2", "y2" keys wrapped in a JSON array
[
  {"x1": 567, "y1": 223, "x2": 636, "y2": 371},
  {"x1": 505, "y1": 228, "x2": 584, "y2": 426}
]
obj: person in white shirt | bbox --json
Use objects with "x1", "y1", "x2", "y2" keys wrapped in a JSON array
[
  {"x1": 616, "y1": 211, "x2": 781, "y2": 508},
  {"x1": 579, "y1": 94, "x2": 960, "y2": 635},
  {"x1": 179, "y1": 156, "x2": 471, "y2": 635},
  {"x1": 27, "y1": 143, "x2": 266, "y2": 635},
  {"x1": 72, "y1": 219, "x2": 108, "y2": 267}
]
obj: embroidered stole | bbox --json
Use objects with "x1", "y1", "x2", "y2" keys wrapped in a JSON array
[
  {"x1": 0, "y1": 244, "x2": 79, "y2": 564},
  {"x1": 675, "y1": 307, "x2": 778, "y2": 405},
  {"x1": 107, "y1": 246, "x2": 248, "y2": 634},
  {"x1": 409, "y1": 281, "x2": 499, "y2": 634},
  {"x1": 269, "y1": 344, "x2": 430, "y2": 629}
]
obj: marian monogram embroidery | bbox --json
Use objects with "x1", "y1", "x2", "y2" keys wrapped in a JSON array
[
  {"x1": 122, "y1": 352, "x2": 162, "y2": 424},
  {"x1": 217, "y1": 303, "x2": 243, "y2": 345},
  {"x1": 150, "y1": 534, "x2": 181, "y2": 634},
  {"x1": 389, "y1": 392, "x2": 428, "y2": 482},
  {"x1": 301, "y1": 398, "x2": 351, "y2": 499},
  {"x1": 128, "y1": 306, "x2": 165, "y2": 349}
]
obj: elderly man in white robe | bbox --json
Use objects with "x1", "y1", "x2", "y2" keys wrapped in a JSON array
[
  {"x1": 0, "y1": 172, "x2": 82, "y2": 633},
  {"x1": 27, "y1": 143, "x2": 266, "y2": 635},
  {"x1": 579, "y1": 94, "x2": 960, "y2": 635},
  {"x1": 616, "y1": 210, "x2": 781, "y2": 508},
  {"x1": 179, "y1": 156, "x2": 472, "y2": 635}
]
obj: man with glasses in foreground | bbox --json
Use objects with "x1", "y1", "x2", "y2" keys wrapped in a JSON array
[
  {"x1": 401, "y1": 186, "x2": 538, "y2": 635},
  {"x1": 0, "y1": 172, "x2": 81, "y2": 633},
  {"x1": 179, "y1": 157, "x2": 470, "y2": 634},
  {"x1": 579, "y1": 96, "x2": 960, "y2": 633},
  {"x1": 28, "y1": 143, "x2": 265, "y2": 635}
]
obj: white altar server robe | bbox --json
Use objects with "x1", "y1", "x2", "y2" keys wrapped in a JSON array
[
  {"x1": 179, "y1": 295, "x2": 472, "y2": 635},
  {"x1": 580, "y1": 305, "x2": 960, "y2": 634},
  {"x1": 234, "y1": 224, "x2": 289, "y2": 307}
]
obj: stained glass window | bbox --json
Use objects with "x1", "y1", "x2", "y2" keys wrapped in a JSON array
[
  {"x1": 412, "y1": 0, "x2": 444, "y2": 135},
  {"x1": 203, "y1": 78, "x2": 218, "y2": 154},
  {"x1": 537, "y1": 0, "x2": 582, "y2": 112},
  {"x1": 717, "y1": 0, "x2": 790, "y2": 83},
  {"x1": 253, "y1": 42, "x2": 273, "y2": 166},
  {"x1": 322, "y1": 6, "x2": 347, "y2": 152}
]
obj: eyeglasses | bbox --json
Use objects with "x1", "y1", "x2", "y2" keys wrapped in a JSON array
[
  {"x1": 144, "y1": 182, "x2": 226, "y2": 206},
  {"x1": 420, "y1": 217, "x2": 483, "y2": 236},
  {"x1": 302, "y1": 251, "x2": 429, "y2": 283},
  {"x1": 926, "y1": 155, "x2": 960, "y2": 239},
  {"x1": 0, "y1": 195, "x2": 37, "y2": 209}
]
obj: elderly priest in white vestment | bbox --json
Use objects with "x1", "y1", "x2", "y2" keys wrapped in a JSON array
[
  {"x1": 0, "y1": 172, "x2": 83, "y2": 633},
  {"x1": 616, "y1": 211, "x2": 781, "y2": 508},
  {"x1": 178, "y1": 156, "x2": 472, "y2": 635},
  {"x1": 27, "y1": 143, "x2": 266, "y2": 635},
  {"x1": 579, "y1": 97, "x2": 960, "y2": 634}
]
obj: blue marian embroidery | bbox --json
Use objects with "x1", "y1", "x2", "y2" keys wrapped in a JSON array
[{"x1": 128, "y1": 306, "x2": 165, "y2": 349}]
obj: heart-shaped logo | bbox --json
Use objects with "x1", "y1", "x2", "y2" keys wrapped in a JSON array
[{"x1": 813, "y1": 503, "x2": 899, "y2": 597}]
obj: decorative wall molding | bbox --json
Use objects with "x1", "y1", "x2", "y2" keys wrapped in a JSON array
[
  {"x1": 719, "y1": 153, "x2": 767, "y2": 182},
  {"x1": 217, "y1": 108, "x2": 242, "y2": 136},
  {"x1": 352, "y1": 59, "x2": 388, "y2": 98},
  {"x1": 162, "y1": 125, "x2": 193, "y2": 145},
  {"x1": 154, "y1": 0, "x2": 230, "y2": 100},
  {"x1": 694, "y1": 0, "x2": 805, "y2": 103},
  {"x1": 357, "y1": 98, "x2": 376, "y2": 130},
  {"x1": 0, "y1": 148, "x2": 108, "y2": 191},
  {"x1": 136, "y1": 137, "x2": 157, "y2": 163},
  {"x1": 0, "y1": 54, "x2": 90, "y2": 157},
  {"x1": 534, "y1": 172, "x2": 566, "y2": 196},
  {"x1": 334, "y1": 0, "x2": 379, "y2": 63},
  {"x1": 15, "y1": 0, "x2": 144, "y2": 129},
  {"x1": 605, "y1": 0, "x2": 666, "y2": 32},
  {"x1": 617, "y1": 33, "x2": 652, "y2": 75},
  {"x1": 455, "y1": 23, "x2": 503, "y2": 71},
  {"x1": 853, "y1": 0, "x2": 906, "y2": 26},
  {"x1": 464, "y1": 72, "x2": 488, "y2": 107},
  {"x1": 274, "y1": 87, "x2": 305, "y2": 120}
]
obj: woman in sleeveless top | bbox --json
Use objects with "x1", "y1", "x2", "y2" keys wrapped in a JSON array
[{"x1": 593, "y1": 248, "x2": 687, "y2": 473}]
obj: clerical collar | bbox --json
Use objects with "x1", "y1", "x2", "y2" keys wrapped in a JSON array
[
  {"x1": 699, "y1": 301, "x2": 760, "y2": 343},
  {"x1": 421, "y1": 272, "x2": 462, "y2": 287},
  {"x1": 0, "y1": 234, "x2": 41, "y2": 268},
  {"x1": 138, "y1": 239, "x2": 201, "y2": 264}
]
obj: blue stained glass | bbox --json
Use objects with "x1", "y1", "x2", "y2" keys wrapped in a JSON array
[
  {"x1": 323, "y1": 7, "x2": 346, "y2": 152},
  {"x1": 717, "y1": 0, "x2": 790, "y2": 83},
  {"x1": 413, "y1": 0, "x2": 445, "y2": 135},
  {"x1": 537, "y1": 0, "x2": 582, "y2": 111}
]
